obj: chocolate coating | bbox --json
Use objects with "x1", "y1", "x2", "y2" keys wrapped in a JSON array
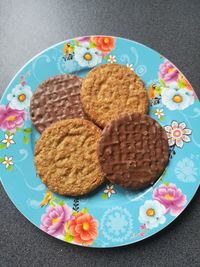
[
  {"x1": 30, "y1": 74, "x2": 86, "y2": 133},
  {"x1": 97, "y1": 113, "x2": 169, "y2": 189}
]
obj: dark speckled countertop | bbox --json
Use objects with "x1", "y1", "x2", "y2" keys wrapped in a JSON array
[{"x1": 0, "y1": 1, "x2": 200, "y2": 266}]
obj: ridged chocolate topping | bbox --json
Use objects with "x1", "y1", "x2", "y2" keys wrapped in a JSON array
[
  {"x1": 98, "y1": 113, "x2": 169, "y2": 189},
  {"x1": 30, "y1": 74, "x2": 86, "y2": 133}
]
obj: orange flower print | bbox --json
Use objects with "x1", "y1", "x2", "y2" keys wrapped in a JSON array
[
  {"x1": 92, "y1": 36, "x2": 115, "y2": 53},
  {"x1": 67, "y1": 212, "x2": 98, "y2": 245}
]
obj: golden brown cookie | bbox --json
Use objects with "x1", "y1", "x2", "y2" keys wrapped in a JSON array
[
  {"x1": 80, "y1": 64, "x2": 148, "y2": 128},
  {"x1": 34, "y1": 119, "x2": 105, "y2": 196},
  {"x1": 98, "y1": 113, "x2": 169, "y2": 189}
]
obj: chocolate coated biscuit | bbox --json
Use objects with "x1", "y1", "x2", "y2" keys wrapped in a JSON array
[
  {"x1": 98, "y1": 113, "x2": 169, "y2": 189},
  {"x1": 30, "y1": 74, "x2": 85, "y2": 133}
]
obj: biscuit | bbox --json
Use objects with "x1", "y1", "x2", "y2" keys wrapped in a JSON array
[
  {"x1": 30, "y1": 74, "x2": 86, "y2": 133},
  {"x1": 80, "y1": 64, "x2": 148, "y2": 128},
  {"x1": 97, "y1": 113, "x2": 169, "y2": 189},
  {"x1": 34, "y1": 119, "x2": 105, "y2": 196}
]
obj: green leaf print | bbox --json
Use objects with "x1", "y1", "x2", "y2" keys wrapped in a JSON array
[
  {"x1": 64, "y1": 232, "x2": 74, "y2": 243},
  {"x1": 49, "y1": 201, "x2": 56, "y2": 207},
  {"x1": 0, "y1": 157, "x2": 4, "y2": 163},
  {"x1": 23, "y1": 128, "x2": 32, "y2": 134},
  {"x1": 156, "y1": 86, "x2": 162, "y2": 95},
  {"x1": 16, "y1": 127, "x2": 20, "y2": 132},
  {"x1": 72, "y1": 211, "x2": 77, "y2": 216},
  {"x1": 102, "y1": 193, "x2": 108, "y2": 200},
  {"x1": 159, "y1": 79, "x2": 166, "y2": 87},
  {"x1": 82, "y1": 208, "x2": 88, "y2": 214},
  {"x1": 64, "y1": 221, "x2": 68, "y2": 233},
  {"x1": 103, "y1": 55, "x2": 109, "y2": 60},
  {"x1": 178, "y1": 79, "x2": 186, "y2": 89},
  {"x1": 73, "y1": 39, "x2": 80, "y2": 46},
  {"x1": 89, "y1": 40, "x2": 96, "y2": 48},
  {"x1": 59, "y1": 200, "x2": 65, "y2": 206},
  {"x1": 64, "y1": 222, "x2": 74, "y2": 243},
  {"x1": 160, "y1": 116, "x2": 164, "y2": 122},
  {"x1": 5, "y1": 130, "x2": 11, "y2": 136},
  {"x1": 23, "y1": 136, "x2": 29, "y2": 144},
  {"x1": 7, "y1": 165, "x2": 12, "y2": 171},
  {"x1": 0, "y1": 143, "x2": 7, "y2": 150}
]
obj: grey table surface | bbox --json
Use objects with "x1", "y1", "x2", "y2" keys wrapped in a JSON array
[{"x1": 0, "y1": 0, "x2": 200, "y2": 266}]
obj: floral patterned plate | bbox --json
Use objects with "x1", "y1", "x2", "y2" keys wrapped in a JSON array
[{"x1": 0, "y1": 36, "x2": 200, "y2": 248}]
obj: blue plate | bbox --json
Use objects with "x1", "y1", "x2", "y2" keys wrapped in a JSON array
[{"x1": 0, "y1": 36, "x2": 199, "y2": 248}]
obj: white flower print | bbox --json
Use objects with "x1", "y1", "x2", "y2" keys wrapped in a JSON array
[
  {"x1": 2, "y1": 156, "x2": 13, "y2": 169},
  {"x1": 7, "y1": 84, "x2": 32, "y2": 110},
  {"x1": 161, "y1": 82, "x2": 194, "y2": 110},
  {"x1": 126, "y1": 63, "x2": 133, "y2": 71},
  {"x1": 155, "y1": 108, "x2": 164, "y2": 119},
  {"x1": 104, "y1": 185, "x2": 116, "y2": 198},
  {"x1": 1, "y1": 134, "x2": 15, "y2": 148},
  {"x1": 74, "y1": 45, "x2": 102, "y2": 67},
  {"x1": 107, "y1": 55, "x2": 116, "y2": 64},
  {"x1": 138, "y1": 200, "x2": 166, "y2": 229}
]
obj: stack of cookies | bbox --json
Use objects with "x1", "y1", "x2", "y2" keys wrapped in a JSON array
[{"x1": 31, "y1": 64, "x2": 169, "y2": 196}]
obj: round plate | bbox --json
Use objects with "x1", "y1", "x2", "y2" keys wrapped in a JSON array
[{"x1": 0, "y1": 36, "x2": 199, "y2": 248}]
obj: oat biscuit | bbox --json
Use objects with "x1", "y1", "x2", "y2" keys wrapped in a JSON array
[
  {"x1": 34, "y1": 119, "x2": 105, "y2": 196},
  {"x1": 80, "y1": 64, "x2": 148, "y2": 128},
  {"x1": 30, "y1": 74, "x2": 86, "y2": 133},
  {"x1": 98, "y1": 113, "x2": 169, "y2": 189}
]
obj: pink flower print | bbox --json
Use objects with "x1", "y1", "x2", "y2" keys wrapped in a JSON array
[
  {"x1": 21, "y1": 81, "x2": 26, "y2": 86},
  {"x1": 76, "y1": 36, "x2": 91, "y2": 45},
  {"x1": 159, "y1": 60, "x2": 179, "y2": 85},
  {"x1": 140, "y1": 224, "x2": 146, "y2": 230},
  {"x1": 40, "y1": 204, "x2": 73, "y2": 237},
  {"x1": 0, "y1": 105, "x2": 26, "y2": 133},
  {"x1": 153, "y1": 183, "x2": 187, "y2": 216}
]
